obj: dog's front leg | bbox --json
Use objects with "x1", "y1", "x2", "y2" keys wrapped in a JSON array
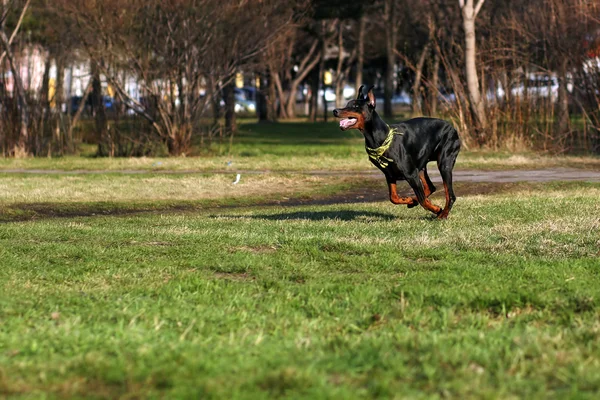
[{"x1": 387, "y1": 178, "x2": 418, "y2": 206}]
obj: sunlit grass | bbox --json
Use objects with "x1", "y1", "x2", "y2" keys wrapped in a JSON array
[
  {"x1": 0, "y1": 173, "x2": 356, "y2": 204},
  {"x1": 1, "y1": 180, "x2": 600, "y2": 398}
]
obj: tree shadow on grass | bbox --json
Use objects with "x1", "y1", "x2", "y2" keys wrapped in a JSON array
[
  {"x1": 1, "y1": 201, "x2": 400, "y2": 223},
  {"x1": 226, "y1": 210, "x2": 399, "y2": 221},
  {"x1": 0, "y1": 201, "x2": 204, "y2": 223}
]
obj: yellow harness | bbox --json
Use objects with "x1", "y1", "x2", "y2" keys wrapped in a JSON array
[{"x1": 365, "y1": 126, "x2": 403, "y2": 168}]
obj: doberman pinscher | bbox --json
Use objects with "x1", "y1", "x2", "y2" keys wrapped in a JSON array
[{"x1": 333, "y1": 85, "x2": 461, "y2": 219}]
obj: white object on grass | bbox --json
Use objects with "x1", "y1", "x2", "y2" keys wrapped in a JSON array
[{"x1": 232, "y1": 174, "x2": 241, "y2": 185}]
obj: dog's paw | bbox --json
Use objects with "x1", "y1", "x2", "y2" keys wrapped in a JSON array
[
  {"x1": 436, "y1": 210, "x2": 449, "y2": 220},
  {"x1": 407, "y1": 200, "x2": 418, "y2": 208}
]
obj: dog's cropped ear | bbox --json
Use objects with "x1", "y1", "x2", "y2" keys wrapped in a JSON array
[
  {"x1": 356, "y1": 85, "x2": 365, "y2": 100},
  {"x1": 367, "y1": 86, "x2": 376, "y2": 108}
]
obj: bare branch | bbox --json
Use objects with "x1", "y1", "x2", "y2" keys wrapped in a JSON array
[
  {"x1": 296, "y1": 39, "x2": 319, "y2": 77},
  {"x1": 0, "y1": 0, "x2": 31, "y2": 65},
  {"x1": 474, "y1": 0, "x2": 485, "y2": 16}
]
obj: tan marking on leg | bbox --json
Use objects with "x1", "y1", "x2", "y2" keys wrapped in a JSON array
[
  {"x1": 419, "y1": 198, "x2": 442, "y2": 215},
  {"x1": 389, "y1": 183, "x2": 415, "y2": 205},
  {"x1": 410, "y1": 171, "x2": 433, "y2": 205},
  {"x1": 437, "y1": 182, "x2": 451, "y2": 219},
  {"x1": 420, "y1": 171, "x2": 432, "y2": 197}
]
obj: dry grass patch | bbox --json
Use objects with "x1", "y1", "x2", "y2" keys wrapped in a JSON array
[
  {"x1": 229, "y1": 245, "x2": 279, "y2": 254},
  {"x1": 0, "y1": 174, "x2": 350, "y2": 204},
  {"x1": 1, "y1": 153, "x2": 598, "y2": 173},
  {"x1": 458, "y1": 154, "x2": 600, "y2": 170}
]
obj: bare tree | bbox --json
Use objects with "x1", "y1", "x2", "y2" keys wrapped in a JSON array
[
  {"x1": 333, "y1": 20, "x2": 357, "y2": 108},
  {"x1": 57, "y1": 0, "x2": 295, "y2": 155},
  {"x1": 428, "y1": 50, "x2": 441, "y2": 115},
  {"x1": 383, "y1": 0, "x2": 398, "y2": 118},
  {"x1": 355, "y1": 15, "x2": 366, "y2": 93},
  {"x1": 0, "y1": 0, "x2": 31, "y2": 156},
  {"x1": 459, "y1": 0, "x2": 487, "y2": 130},
  {"x1": 270, "y1": 30, "x2": 320, "y2": 119}
]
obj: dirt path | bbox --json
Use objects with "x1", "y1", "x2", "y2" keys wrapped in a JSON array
[{"x1": 2, "y1": 167, "x2": 600, "y2": 182}]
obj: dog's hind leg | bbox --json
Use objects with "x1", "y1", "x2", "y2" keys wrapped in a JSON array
[
  {"x1": 436, "y1": 132, "x2": 461, "y2": 219},
  {"x1": 423, "y1": 168, "x2": 436, "y2": 196},
  {"x1": 407, "y1": 168, "x2": 436, "y2": 209},
  {"x1": 407, "y1": 172, "x2": 442, "y2": 215}
]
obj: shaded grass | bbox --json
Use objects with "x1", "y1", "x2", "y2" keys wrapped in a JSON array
[
  {"x1": 1, "y1": 121, "x2": 599, "y2": 172},
  {"x1": 1, "y1": 181, "x2": 600, "y2": 398},
  {"x1": 0, "y1": 173, "x2": 378, "y2": 222}
]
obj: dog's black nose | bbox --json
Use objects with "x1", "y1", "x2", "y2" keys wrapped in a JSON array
[{"x1": 333, "y1": 109, "x2": 339, "y2": 117}]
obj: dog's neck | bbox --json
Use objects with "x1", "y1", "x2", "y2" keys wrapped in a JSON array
[{"x1": 361, "y1": 110, "x2": 390, "y2": 149}]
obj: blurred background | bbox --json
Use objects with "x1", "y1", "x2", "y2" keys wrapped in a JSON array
[{"x1": 0, "y1": 0, "x2": 599, "y2": 158}]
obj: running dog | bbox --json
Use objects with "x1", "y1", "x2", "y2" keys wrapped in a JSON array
[{"x1": 333, "y1": 86, "x2": 461, "y2": 219}]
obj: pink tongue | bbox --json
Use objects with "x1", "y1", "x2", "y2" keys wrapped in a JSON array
[{"x1": 339, "y1": 118, "x2": 356, "y2": 128}]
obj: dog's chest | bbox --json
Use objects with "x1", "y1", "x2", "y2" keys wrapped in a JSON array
[{"x1": 368, "y1": 156, "x2": 406, "y2": 179}]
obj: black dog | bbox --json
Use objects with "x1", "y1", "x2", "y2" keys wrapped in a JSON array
[{"x1": 333, "y1": 86, "x2": 461, "y2": 219}]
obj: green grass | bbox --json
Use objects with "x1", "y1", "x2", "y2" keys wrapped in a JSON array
[
  {"x1": 1, "y1": 121, "x2": 599, "y2": 172},
  {"x1": 2, "y1": 180, "x2": 600, "y2": 398}
]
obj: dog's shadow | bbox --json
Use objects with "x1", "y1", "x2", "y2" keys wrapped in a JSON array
[{"x1": 219, "y1": 210, "x2": 399, "y2": 222}]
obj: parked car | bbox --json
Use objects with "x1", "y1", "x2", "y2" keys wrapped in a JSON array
[
  {"x1": 216, "y1": 87, "x2": 257, "y2": 114},
  {"x1": 69, "y1": 95, "x2": 114, "y2": 115},
  {"x1": 317, "y1": 84, "x2": 359, "y2": 103},
  {"x1": 233, "y1": 88, "x2": 256, "y2": 113},
  {"x1": 372, "y1": 88, "x2": 412, "y2": 106},
  {"x1": 508, "y1": 73, "x2": 573, "y2": 101}
]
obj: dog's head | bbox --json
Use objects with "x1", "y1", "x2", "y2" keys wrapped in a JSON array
[{"x1": 333, "y1": 85, "x2": 376, "y2": 131}]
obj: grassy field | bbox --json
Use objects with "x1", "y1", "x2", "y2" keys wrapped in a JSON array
[
  {"x1": 1, "y1": 121, "x2": 599, "y2": 172},
  {"x1": 1, "y1": 171, "x2": 600, "y2": 398},
  {"x1": 1, "y1": 121, "x2": 600, "y2": 398}
]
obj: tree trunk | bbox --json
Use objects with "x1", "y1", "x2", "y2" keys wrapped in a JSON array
[
  {"x1": 68, "y1": 81, "x2": 93, "y2": 153},
  {"x1": 54, "y1": 56, "x2": 65, "y2": 154},
  {"x1": 0, "y1": 29, "x2": 29, "y2": 156},
  {"x1": 334, "y1": 22, "x2": 345, "y2": 108},
  {"x1": 284, "y1": 85, "x2": 296, "y2": 119},
  {"x1": 271, "y1": 72, "x2": 290, "y2": 119},
  {"x1": 178, "y1": 72, "x2": 189, "y2": 127},
  {"x1": 355, "y1": 15, "x2": 366, "y2": 94},
  {"x1": 460, "y1": 0, "x2": 488, "y2": 131},
  {"x1": 322, "y1": 88, "x2": 328, "y2": 123},
  {"x1": 66, "y1": 64, "x2": 74, "y2": 116},
  {"x1": 412, "y1": 42, "x2": 431, "y2": 117},
  {"x1": 41, "y1": 58, "x2": 51, "y2": 113},
  {"x1": 320, "y1": 40, "x2": 328, "y2": 122},
  {"x1": 499, "y1": 69, "x2": 511, "y2": 105},
  {"x1": 429, "y1": 51, "x2": 440, "y2": 116},
  {"x1": 209, "y1": 76, "x2": 221, "y2": 126},
  {"x1": 309, "y1": 67, "x2": 319, "y2": 122},
  {"x1": 283, "y1": 44, "x2": 320, "y2": 119},
  {"x1": 223, "y1": 80, "x2": 236, "y2": 133},
  {"x1": 92, "y1": 63, "x2": 108, "y2": 156},
  {"x1": 384, "y1": 0, "x2": 397, "y2": 118},
  {"x1": 267, "y1": 70, "x2": 278, "y2": 122},
  {"x1": 555, "y1": 58, "x2": 569, "y2": 136},
  {"x1": 39, "y1": 56, "x2": 51, "y2": 155},
  {"x1": 257, "y1": 73, "x2": 269, "y2": 122}
]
